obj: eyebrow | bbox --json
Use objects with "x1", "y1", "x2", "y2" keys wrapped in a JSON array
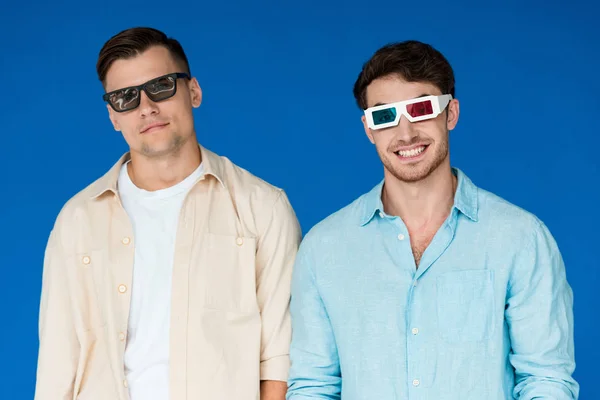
[{"x1": 372, "y1": 93, "x2": 432, "y2": 107}]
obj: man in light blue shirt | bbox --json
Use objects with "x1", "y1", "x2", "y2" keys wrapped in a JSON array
[{"x1": 286, "y1": 40, "x2": 578, "y2": 399}]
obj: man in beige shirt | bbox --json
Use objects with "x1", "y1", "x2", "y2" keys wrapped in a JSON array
[{"x1": 34, "y1": 27, "x2": 301, "y2": 400}]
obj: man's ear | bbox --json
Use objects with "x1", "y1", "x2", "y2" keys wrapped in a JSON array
[
  {"x1": 362, "y1": 115, "x2": 375, "y2": 144},
  {"x1": 189, "y1": 78, "x2": 202, "y2": 108},
  {"x1": 107, "y1": 105, "x2": 121, "y2": 131},
  {"x1": 446, "y1": 99, "x2": 460, "y2": 131}
]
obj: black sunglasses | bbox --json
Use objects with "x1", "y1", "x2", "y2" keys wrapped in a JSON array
[{"x1": 102, "y1": 72, "x2": 190, "y2": 112}]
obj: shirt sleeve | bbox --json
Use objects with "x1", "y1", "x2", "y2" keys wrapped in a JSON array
[
  {"x1": 286, "y1": 236, "x2": 342, "y2": 399},
  {"x1": 506, "y1": 220, "x2": 579, "y2": 399},
  {"x1": 34, "y1": 227, "x2": 79, "y2": 400},
  {"x1": 255, "y1": 190, "x2": 302, "y2": 382}
]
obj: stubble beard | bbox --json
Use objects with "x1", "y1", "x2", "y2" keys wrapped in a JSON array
[
  {"x1": 139, "y1": 131, "x2": 187, "y2": 159},
  {"x1": 380, "y1": 135, "x2": 449, "y2": 183}
]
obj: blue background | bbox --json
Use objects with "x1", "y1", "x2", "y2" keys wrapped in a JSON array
[{"x1": 1, "y1": 0, "x2": 598, "y2": 398}]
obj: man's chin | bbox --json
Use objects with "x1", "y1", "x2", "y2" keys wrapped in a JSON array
[
  {"x1": 137, "y1": 145, "x2": 178, "y2": 159},
  {"x1": 385, "y1": 160, "x2": 436, "y2": 183},
  {"x1": 383, "y1": 147, "x2": 448, "y2": 184},
  {"x1": 136, "y1": 137, "x2": 187, "y2": 159},
  {"x1": 392, "y1": 170, "x2": 431, "y2": 183}
]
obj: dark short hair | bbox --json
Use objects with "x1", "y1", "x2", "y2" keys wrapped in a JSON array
[
  {"x1": 96, "y1": 27, "x2": 191, "y2": 86},
  {"x1": 352, "y1": 40, "x2": 455, "y2": 110}
]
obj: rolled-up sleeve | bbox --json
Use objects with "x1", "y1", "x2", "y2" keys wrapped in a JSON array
[
  {"x1": 286, "y1": 237, "x2": 342, "y2": 399},
  {"x1": 34, "y1": 227, "x2": 79, "y2": 400},
  {"x1": 255, "y1": 190, "x2": 302, "y2": 381},
  {"x1": 506, "y1": 220, "x2": 579, "y2": 399}
]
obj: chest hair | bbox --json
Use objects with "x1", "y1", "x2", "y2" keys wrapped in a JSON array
[{"x1": 410, "y1": 230, "x2": 437, "y2": 268}]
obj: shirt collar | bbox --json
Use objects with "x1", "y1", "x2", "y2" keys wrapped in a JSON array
[
  {"x1": 359, "y1": 167, "x2": 479, "y2": 226},
  {"x1": 89, "y1": 144, "x2": 225, "y2": 199},
  {"x1": 358, "y1": 180, "x2": 386, "y2": 226},
  {"x1": 452, "y1": 167, "x2": 479, "y2": 222}
]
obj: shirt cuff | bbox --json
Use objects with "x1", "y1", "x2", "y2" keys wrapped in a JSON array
[{"x1": 260, "y1": 355, "x2": 290, "y2": 382}]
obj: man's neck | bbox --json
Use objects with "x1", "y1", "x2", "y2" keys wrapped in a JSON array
[
  {"x1": 127, "y1": 141, "x2": 202, "y2": 192},
  {"x1": 382, "y1": 163, "x2": 457, "y2": 233}
]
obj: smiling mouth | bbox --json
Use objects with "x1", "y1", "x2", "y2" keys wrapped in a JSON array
[{"x1": 394, "y1": 145, "x2": 428, "y2": 158}]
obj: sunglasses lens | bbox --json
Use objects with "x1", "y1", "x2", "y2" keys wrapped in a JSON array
[
  {"x1": 109, "y1": 88, "x2": 140, "y2": 112},
  {"x1": 372, "y1": 107, "x2": 397, "y2": 126},
  {"x1": 146, "y1": 75, "x2": 177, "y2": 102},
  {"x1": 406, "y1": 100, "x2": 434, "y2": 118}
]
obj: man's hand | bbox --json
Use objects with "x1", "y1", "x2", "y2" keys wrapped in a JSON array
[{"x1": 260, "y1": 380, "x2": 288, "y2": 400}]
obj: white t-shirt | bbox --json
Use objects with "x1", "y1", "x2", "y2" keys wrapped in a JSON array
[{"x1": 117, "y1": 161, "x2": 205, "y2": 400}]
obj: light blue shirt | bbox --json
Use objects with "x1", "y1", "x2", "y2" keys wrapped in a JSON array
[{"x1": 287, "y1": 168, "x2": 578, "y2": 400}]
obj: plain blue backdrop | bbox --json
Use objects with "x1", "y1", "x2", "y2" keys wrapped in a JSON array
[{"x1": 1, "y1": 0, "x2": 598, "y2": 398}]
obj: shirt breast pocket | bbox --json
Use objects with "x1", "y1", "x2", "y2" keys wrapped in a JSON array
[
  {"x1": 68, "y1": 250, "x2": 108, "y2": 331},
  {"x1": 436, "y1": 269, "x2": 496, "y2": 343},
  {"x1": 195, "y1": 233, "x2": 258, "y2": 314}
]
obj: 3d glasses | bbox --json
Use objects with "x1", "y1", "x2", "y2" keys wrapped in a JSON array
[{"x1": 364, "y1": 94, "x2": 453, "y2": 130}]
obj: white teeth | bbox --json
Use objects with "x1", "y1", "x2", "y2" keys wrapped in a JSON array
[{"x1": 397, "y1": 146, "x2": 426, "y2": 157}]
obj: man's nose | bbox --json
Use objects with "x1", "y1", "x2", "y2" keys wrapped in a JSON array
[
  {"x1": 138, "y1": 91, "x2": 159, "y2": 117},
  {"x1": 391, "y1": 114, "x2": 419, "y2": 143}
]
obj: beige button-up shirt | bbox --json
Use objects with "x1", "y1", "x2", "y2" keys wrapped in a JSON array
[{"x1": 34, "y1": 145, "x2": 302, "y2": 400}]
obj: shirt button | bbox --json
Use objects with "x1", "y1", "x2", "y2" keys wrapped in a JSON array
[
  {"x1": 378, "y1": 211, "x2": 384, "y2": 218},
  {"x1": 118, "y1": 284, "x2": 127, "y2": 293},
  {"x1": 412, "y1": 328, "x2": 419, "y2": 335},
  {"x1": 122, "y1": 237, "x2": 131, "y2": 245},
  {"x1": 236, "y1": 237, "x2": 244, "y2": 246},
  {"x1": 397, "y1": 233, "x2": 405, "y2": 240},
  {"x1": 123, "y1": 379, "x2": 128, "y2": 388},
  {"x1": 119, "y1": 332, "x2": 126, "y2": 341},
  {"x1": 413, "y1": 379, "x2": 420, "y2": 387},
  {"x1": 82, "y1": 256, "x2": 91, "y2": 265}
]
